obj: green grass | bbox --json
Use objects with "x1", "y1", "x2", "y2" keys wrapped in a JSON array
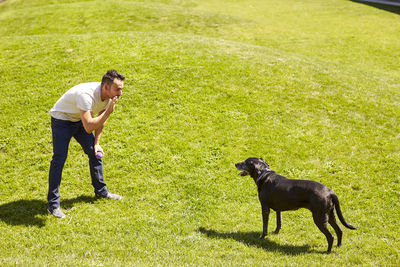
[{"x1": 0, "y1": 0, "x2": 399, "y2": 265}]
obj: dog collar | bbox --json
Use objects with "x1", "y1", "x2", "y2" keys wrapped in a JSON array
[
  {"x1": 256, "y1": 169, "x2": 271, "y2": 190},
  {"x1": 258, "y1": 169, "x2": 271, "y2": 179}
]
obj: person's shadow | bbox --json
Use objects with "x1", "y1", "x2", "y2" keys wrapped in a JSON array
[
  {"x1": 0, "y1": 195, "x2": 97, "y2": 228},
  {"x1": 198, "y1": 227, "x2": 324, "y2": 255}
]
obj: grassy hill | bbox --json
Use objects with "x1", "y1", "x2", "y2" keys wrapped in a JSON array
[{"x1": 0, "y1": 0, "x2": 399, "y2": 265}]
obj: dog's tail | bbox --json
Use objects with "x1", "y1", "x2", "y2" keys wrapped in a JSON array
[{"x1": 331, "y1": 193, "x2": 356, "y2": 230}]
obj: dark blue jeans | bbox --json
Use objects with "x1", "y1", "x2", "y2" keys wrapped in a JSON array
[{"x1": 48, "y1": 117, "x2": 108, "y2": 210}]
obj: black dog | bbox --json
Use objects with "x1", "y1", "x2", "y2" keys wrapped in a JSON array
[{"x1": 235, "y1": 157, "x2": 356, "y2": 253}]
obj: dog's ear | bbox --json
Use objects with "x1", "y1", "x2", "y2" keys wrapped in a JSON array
[{"x1": 260, "y1": 158, "x2": 270, "y2": 169}]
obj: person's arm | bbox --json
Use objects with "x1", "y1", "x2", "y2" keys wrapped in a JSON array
[
  {"x1": 93, "y1": 113, "x2": 106, "y2": 154},
  {"x1": 79, "y1": 96, "x2": 118, "y2": 134}
]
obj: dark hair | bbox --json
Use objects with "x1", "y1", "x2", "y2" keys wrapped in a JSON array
[{"x1": 101, "y1": 70, "x2": 125, "y2": 85}]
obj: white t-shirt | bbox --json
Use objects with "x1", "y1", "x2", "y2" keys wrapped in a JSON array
[{"x1": 49, "y1": 82, "x2": 111, "y2": 122}]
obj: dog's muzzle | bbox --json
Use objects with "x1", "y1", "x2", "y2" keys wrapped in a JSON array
[{"x1": 235, "y1": 162, "x2": 249, "y2": 176}]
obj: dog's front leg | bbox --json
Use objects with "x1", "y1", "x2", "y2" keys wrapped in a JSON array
[
  {"x1": 274, "y1": 211, "x2": 281, "y2": 234},
  {"x1": 260, "y1": 205, "x2": 270, "y2": 239}
]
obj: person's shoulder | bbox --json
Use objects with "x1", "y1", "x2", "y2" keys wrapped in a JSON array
[
  {"x1": 73, "y1": 82, "x2": 100, "y2": 95},
  {"x1": 75, "y1": 82, "x2": 101, "y2": 90}
]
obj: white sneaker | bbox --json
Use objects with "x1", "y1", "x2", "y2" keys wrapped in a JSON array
[
  {"x1": 95, "y1": 192, "x2": 122, "y2": 200},
  {"x1": 47, "y1": 207, "x2": 66, "y2": 219}
]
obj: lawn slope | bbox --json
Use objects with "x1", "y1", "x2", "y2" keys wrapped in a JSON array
[{"x1": 0, "y1": 0, "x2": 399, "y2": 265}]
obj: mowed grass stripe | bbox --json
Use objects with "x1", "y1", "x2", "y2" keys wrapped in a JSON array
[{"x1": 0, "y1": 0, "x2": 399, "y2": 265}]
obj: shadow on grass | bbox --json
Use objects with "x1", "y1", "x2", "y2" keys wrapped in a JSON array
[
  {"x1": 0, "y1": 195, "x2": 97, "y2": 228},
  {"x1": 351, "y1": 0, "x2": 400, "y2": 15},
  {"x1": 199, "y1": 227, "x2": 325, "y2": 255}
]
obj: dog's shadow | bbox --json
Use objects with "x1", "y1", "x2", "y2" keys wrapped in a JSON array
[
  {"x1": 0, "y1": 195, "x2": 97, "y2": 228},
  {"x1": 199, "y1": 227, "x2": 321, "y2": 255}
]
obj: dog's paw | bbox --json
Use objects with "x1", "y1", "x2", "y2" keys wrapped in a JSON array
[{"x1": 259, "y1": 233, "x2": 267, "y2": 239}]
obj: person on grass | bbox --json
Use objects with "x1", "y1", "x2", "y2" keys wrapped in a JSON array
[{"x1": 47, "y1": 70, "x2": 125, "y2": 219}]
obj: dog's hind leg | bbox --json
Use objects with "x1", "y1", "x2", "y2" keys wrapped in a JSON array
[
  {"x1": 274, "y1": 211, "x2": 281, "y2": 234},
  {"x1": 312, "y1": 213, "x2": 334, "y2": 253},
  {"x1": 328, "y1": 209, "x2": 343, "y2": 247}
]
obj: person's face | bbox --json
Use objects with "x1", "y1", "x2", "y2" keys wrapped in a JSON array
[{"x1": 105, "y1": 78, "x2": 124, "y2": 99}]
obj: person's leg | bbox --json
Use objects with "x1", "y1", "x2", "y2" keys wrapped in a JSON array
[
  {"x1": 48, "y1": 118, "x2": 74, "y2": 211},
  {"x1": 73, "y1": 122, "x2": 108, "y2": 196}
]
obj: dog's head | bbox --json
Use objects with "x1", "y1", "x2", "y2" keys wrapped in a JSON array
[{"x1": 235, "y1": 157, "x2": 270, "y2": 179}]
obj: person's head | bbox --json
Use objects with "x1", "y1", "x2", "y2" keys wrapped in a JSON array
[{"x1": 101, "y1": 70, "x2": 125, "y2": 100}]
